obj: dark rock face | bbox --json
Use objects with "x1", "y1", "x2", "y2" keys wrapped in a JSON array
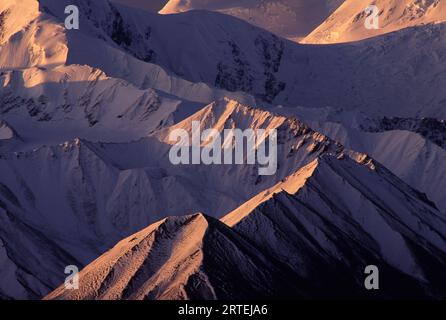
[
  {"x1": 109, "y1": 5, "x2": 132, "y2": 47},
  {"x1": 215, "y1": 35, "x2": 286, "y2": 103},
  {"x1": 97, "y1": 3, "x2": 157, "y2": 63},
  {"x1": 255, "y1": 34, "x2": 286, "y2": 103},
  {"x1": 362, "y1": 117, "x2": 446, "y2": 149},
  {"x1": 215, "y1": 40, "x2": 254, "y2": 93}
]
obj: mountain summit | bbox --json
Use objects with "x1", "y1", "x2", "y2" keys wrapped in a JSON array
[{"x1": 304, "y1": 0, "x2": 446, "y2": 43}]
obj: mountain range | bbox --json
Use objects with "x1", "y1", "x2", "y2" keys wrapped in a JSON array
[
  {"x1": 0, "y1": 0, "x2": 445, "y2": 300},
  {"x1": 47, "y1": 153, "x2": 446, "y2": 300}
]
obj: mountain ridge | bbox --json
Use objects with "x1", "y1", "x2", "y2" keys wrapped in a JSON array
[
  {"x1": 46, "y1": 154, "x2": 446, "y2": 300},
  {"x1": 304, "y1": 0, "x2": 446, "y2": 44},
  {"x1": 1, "y1": 0, "x2": 445, "y2": 300},
  {"x1": 3, "y1": 0, "x2": 446, "y2": 118}
]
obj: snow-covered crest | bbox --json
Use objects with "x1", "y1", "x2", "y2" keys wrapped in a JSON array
[
  {"x1": 1, "y1": 0, "x2": 446, "y2": 300},
  {"x1": 304, "y1": 0, "x2": 446, "y2": 44}
]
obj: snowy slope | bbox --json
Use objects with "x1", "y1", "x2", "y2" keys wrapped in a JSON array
[
  {"x1": 0, "y1": 64, "x2": 196, "y2": 148},
  {"x1": 266, "y1": 104, "x2": 446, "y2": 213},
  {"x1": 0, "y1": 0, "x2": 67, "y2": 70},
  {"x1": 3, "y1": 0, "x2": 446, "y2": 118},
  {"x1": 224, "y1": 154, "x2": 446, "y2": 298},
  {"x1": 87, "y1": 98, "x2": 346, "y2": 196},
  {"x1": 0, "y1": 1, "x2": 195, "y2": 147},
  {"x1": 0, "y1": 0, "x2": 445, "y2": 300},
  {"x1": 362, "y1": 117, "x2": 446, "y2": 149},
  {"x1": 0, "y1": 0, "x2": 254, "y2": 108},
  {"x1": 0, "y1": 120, "x2": 21, "y2": 153},
  {"x1": 88, "y1": 6, "x2": 446, "y2": 118},
  {"x1": 160, "y1": 0, "x2": 345, "y2": 41},
  {"x1": 0, "y1": 204, "x2": 81, "y2": 299},
  {"x1": 0, "y1": 239, "x2": 28, "y2": 299},
  {"x1": 46, "y1": 155, "x2": 446, "y2": 300},
  {"x1": 5, "y1": 99, "x2": 445, "y2": 300},
  {"x1": 0, "y1": 1, "x2": 230, "y2": 146},
  {"x1": 1, "y1": 97, "x2": 445, "y2": 299},
  {"x1": 292, "y1": 118, "x2": 446, "y2": 214},
  {"x1": 45, "y1": 214, "x2": 299, "y2": 300},
  {"x1": 0, "y1": 99, "x2": 352, "y2": 299},
  {"x1": 38, "y1": 0, "x2": 292, "y2": 104},
  {"x1": 304, "y1": 0, "x2": 446, "y2": 44}
]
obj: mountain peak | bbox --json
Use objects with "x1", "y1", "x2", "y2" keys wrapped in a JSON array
[
  {"x1": 45, "y1": 152, "x2": 446, "y2": 300},
  {"x1": 304, "y1": 0, "x2": 446, "y2": 44},
  {"x1": 222, "y1": 152, "x2": 446, "y2": 295},
  {"x1": 45, "y1": 212, "x2": 297, "y2": 300}
]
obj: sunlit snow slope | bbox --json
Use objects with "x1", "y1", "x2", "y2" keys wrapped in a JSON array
[
  {"x1": 47, "y1": 155, "x2": 446, "y2": 300},
  {"x1": 1, "y1": 0, "x2": 445, "y2": 300},
  {"x1": 304, "y1": 0, "x2": 446, "y2": 44}
]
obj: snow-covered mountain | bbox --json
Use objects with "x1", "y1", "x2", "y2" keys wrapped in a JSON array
[
  {"x1": 3, "y1": 0, "x2": 446, "y2": 118},
  {"x1": 225, "y1": 154, "x2": 446, "y2": 298},
  {"x1": 4, "y1": 98, "x2": 446, "y2": 299},
  {"x1": 6, "y1": 96, "x2": 444, "y2": 299},
  {"x1": 160, "y1": 0, "x2": 345, "y2": 41},
  {"x1": 0, "y1": 98, "x2": 344, "y2": 299},
  {"x1": 1, "y1": 0, "x2": 446, "y2": 300},
  {"x1": 45, "y1": 213, "x2": 300, "y2": 300},
  {"x1": 304, "y1": 0, "x2": 446, "y2": 44},
  {"x1": 46, "y1": 154, "x2": 446, "y2": 300},
  {"x1": 267, "y1": 108, "x2": 446, "y2": 214},
  {"x1": 85, "y1": 3, "x2": 446, "y2": 118},
  {"x1": 0, "y1": 121, "x2": 21, "y2": 154}
]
